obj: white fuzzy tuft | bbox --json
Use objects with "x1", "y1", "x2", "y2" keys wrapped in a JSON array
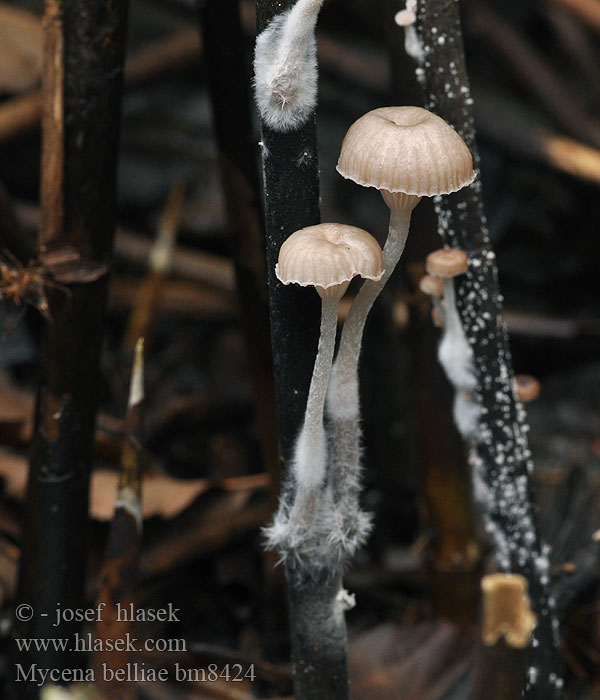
[
  {"x1": 326, "y1": 363, "x2": 359, "y2": 420},
  {"x1": 336, "y1": 588, "x2": 356, "y2": 611},
  {"x1": 254, "y1": 0, "x2": 325, "y2": 132},
  {"x1": 438, "y1": 324, "x2": 476, "y2": 390},
  {"x1": 292, "y1": 421, "x2": 327, "y2": 490},
  {"x1": 404, "y1": 24, "x2": 424, "y2": 63},
  {"x1": 438, "y1": 282, "x2": 476, "y2": 391},
  {"x1": 394, "y1": 0, "x2": 424, "y2": 63},
  {"x1": 453, "y1": 391, "x2": 480, "y2": 439}
]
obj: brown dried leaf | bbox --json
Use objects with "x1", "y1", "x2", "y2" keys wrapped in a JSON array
[
  {"x1": 0, "y1": 5, "x2": 42, "y2": 92},
  {"x1": 0, "y1": 453, "x2": 267, "y2": 522},
  {"x1": 0, "y1": 450, "x2": 28, "y2": 498},
  {"x1": 90, "y1": 470, "x2": 210, "y2": 521},
  {"x1": 0, "y1": 380, "x2": 33, "y2": 429}
]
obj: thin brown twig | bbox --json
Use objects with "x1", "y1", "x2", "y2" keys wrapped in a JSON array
[
  {"x1": 0, "y1": 29, "x2": 200, "y2": 146},
  {"x1": 124, "y1": 182, "x2": 186, "y2": 349},
  {"x1": 549, "y1": 0, "x2": 600, "y2": 33},
  {"x1": 468, "y1": 2, "x2": 600, "y2": 148}
]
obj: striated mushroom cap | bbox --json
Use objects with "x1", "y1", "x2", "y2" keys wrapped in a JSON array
[
  {"x1": 481, "y1": 573, "x2": 537, "y2": 649},
  {"x1": 276, "y1": 223, "x2": 383, "y2": 299},
  {"x1": 426, "y1": 248, "x2": 469, "y2": 278},
  {"x1": 337, "y1": 106, "x2": 474, "y2": 197}
]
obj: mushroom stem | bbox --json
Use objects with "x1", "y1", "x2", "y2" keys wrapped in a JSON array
[
  {"x1": 437, "y1": 277, "x2": 479, "y2": 438},
  {"x1": 296, "y1": 294, "x2": 339, "y2": 490},
  {"x1": 281, "y1": 294, "x2": 340, "y2": 543},
  {"x1": 326, "y1": 201, "x2": 417, "y2": 548},
  {"x1": 334, "y1": 203, "x2": 417, "y2": 389}
]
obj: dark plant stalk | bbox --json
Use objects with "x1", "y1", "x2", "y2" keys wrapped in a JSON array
[
  {"x1": 386, "y1": 0, "x2": 480, "y2": 621},
  {"x1": 198, "y1": 0, "x2": 280, "y2": 503},
  {"x1": 471, "y1": 641, "x2": 529, "y2": 700},
  {"x1": 94, "y1": 339, "x2": 144, "y2": 700},
  {"x1": 14, "y1": 0, "x2": 128, "y2": 694},
  {"x1": 412, "y1": 1, "x2": 562, "y2": 697},
  {"x1": 255, "y1": 2, "x2": 348, "y2": 698}
]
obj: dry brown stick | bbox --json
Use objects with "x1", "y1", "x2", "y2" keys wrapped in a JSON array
[
  {"x1": 474, "y1": 102, "x2": 600, "y2": 186},
  {"x1": 549, "y1": 0, "x2": 600, "y2": 32},
  {"x1": 4, "y1": 200, "x2": 235, "y2": 290},
  {"x1": 114, "y1": 228, "x2": 235, "y2": 291},
  {"x1": 124, "y1": 29, "x2": 200, "y2": 87},
  {"x1": 110, "y1": 278, "x2": 236, "y2": 320},
  {"x1": 124, "y1": 182, "x2": 186, "y2": 349},
  {"x1": 94, "y1": 339, "x2": 145, "y2": 700},
  {"x1": 0, "y1": 28, "x2": 200, "y2": 146},
  {"x1": 544, "y1": 4, "x2": 600, "y2": 96},
  {"x1": 15, "y1": 0, "x2": 128, "y2": 688},
  {"x1": 468, "y1": 2, "x2": 600, "y2": 148},
  {"x1": 139, "y1": 494, "x2": 270, "y2": 579}
]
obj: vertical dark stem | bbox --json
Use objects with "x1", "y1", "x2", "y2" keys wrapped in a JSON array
[
  {"x1": 198, "y1": 0, "x2": 280, "y2": 500},
  {"x1": 287, "y1": 569, "x2": 348, "y2": 699},
  {"x1": 255, "y1": 1, "x2": 321, "y2": 463},
  {"x1": 94, "y1": 341, "x2": 144, "y2": 700},
  {"x1": 386, "y1": 0, "x2": 480, "y2": 620},
  {"x1": 13, "y1": 0, "x2": 128, "y2": 696},
  {"x1": 255, "y1": 2, "x2": 348, "y2": 699},
  {"x1": 470, "y1": 642, "x2": 529, "y2": 700},
  {"x1": 413, "y1": 1, "x2": 562, "y2": 696}
]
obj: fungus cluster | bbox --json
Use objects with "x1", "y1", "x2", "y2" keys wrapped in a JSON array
[
  {"x1": 266, "y1": 106, "x2": 475, "y2": 564},
  {"x1": 266, "y1": 223, "x2": 382, "y2": 557}
]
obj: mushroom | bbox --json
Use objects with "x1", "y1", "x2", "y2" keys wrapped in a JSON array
[
  {"x1": 418, "y1": 273, "x2": 446, "y2": 326},
  {"x1": 267, "y1": 223, "x2": 382, "y2": 554},
  {"x1": 331, "y1": 107, "x2": 474, "y2": 418},
  {"x1": 426, "y1": 247, "x2": 476, "y2": 438},
  {"x1": 514, "y1": 374, "x2": 541, "y2": 403},
  {"x1": 326, "y1": 107, "x2": 473, "y2": 545},
  {"x1": 481, "y1": 573, "x2": 537, "y2": 649},
  {"x1": 425, "y1": 249, "x2": 471, "y2": 387}
]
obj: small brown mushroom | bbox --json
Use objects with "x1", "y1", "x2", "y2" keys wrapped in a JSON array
[
  {"x1": 419, "y1": 273, "x2": 446, "y2": 327},
  {"x1": 333, "y1": 107, "x2": 474, "y2": 406},
  {"x1": 425, "y1": 248, "x2": 469, "y2": 279},
  {"x1": 514, "y1": 374, "x2": 541, "y2": 403},
  {"x1": 418, "y1": 273, "x2": 445, "y2": 298}
]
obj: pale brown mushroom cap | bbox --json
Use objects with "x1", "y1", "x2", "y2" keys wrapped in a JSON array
[
  {"x1": 481, "y1": 574, "x2": 537, "y2": 649},
  {"x1": 276, "y1": 223, "x2": 383, "y2": 298},
  {"x1": 515, "y1": 375, "x2": 541, "y2": 403},
  {"x1": 426, "y1": 248, "x2": 469, "y2": 278},
  {"x1": 337, "y1": 106, "x2": 475, "y2": 197},
  {"x1": 419, "y1": 274, "x2": 445, "y2": 298}
]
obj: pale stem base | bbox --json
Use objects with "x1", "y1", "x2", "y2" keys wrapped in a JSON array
[{"x1": 326, "y1": 207, "x2": 414, "y2": 548}]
